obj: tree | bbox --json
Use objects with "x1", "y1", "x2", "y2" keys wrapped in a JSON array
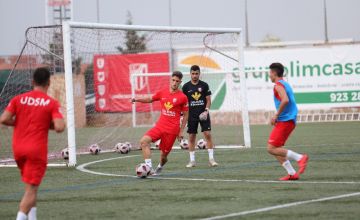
[
  {"x1": 261, "y1": 34, "x2": 281, "y2": 43},
  {"x1": 116, "y1": 11, "x2": 147, "y2": 54}
]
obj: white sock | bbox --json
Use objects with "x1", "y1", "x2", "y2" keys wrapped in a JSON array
[
  {"x1": 286, "y1": 150, "x2": 303, "y2": 161},
  {"x1": 28, "y1": 207, "x2": 37, "y2": 220},
  {"x1": 157, "y1": 164, "x2": 162, "y2": 169},
  {"x1": 189, "y1": 151, "x2": 195, "y2": 162},
  {"x1": 208, "y1": 149, "x2": 214, "y2": 160},
  {"x1": 16, "y1": 211, "x2": 27, "y2": 220},
  {"x1": 145, "y1": 159, "x2": 152, "y2": 168},
  {"x1": 282, "y1": 160, "x2": 296, "y2": 175}
]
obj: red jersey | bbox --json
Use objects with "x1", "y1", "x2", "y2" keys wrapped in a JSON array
[
  {"x1": 152, "y1": 88, "x2": 188, "y2": 135},
  {"x1": 5, "y1": 90, "x2": 63, "y2": 160}
]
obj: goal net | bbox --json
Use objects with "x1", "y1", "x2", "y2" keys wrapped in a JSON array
[{"x1": 0, "y1": 22, "x2": 250, "y2": 166}]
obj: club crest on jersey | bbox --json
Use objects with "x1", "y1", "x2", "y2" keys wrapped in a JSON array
[
  {"x1": 191, "y1": 92, "x2": 201, "y2": 101},
  {"x1": 198, "y1": 87, "x2": 202, "y2": 92},
  {"x1": 173, "y1": 98, "x2": 177, "y2": 103},
  {"x1": 164, "y1": 101, "x2": 173, "y2": 111}
]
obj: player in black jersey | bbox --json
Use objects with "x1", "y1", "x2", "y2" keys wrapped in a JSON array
[{"x1": 182, "y1": 65, "x2": 218, "y2": 167}]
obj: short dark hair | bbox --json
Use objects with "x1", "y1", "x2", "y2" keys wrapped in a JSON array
[
  {"x1": 172, "y1": 71, "x2": 183, "y2": 80},
  {"x1": 269, "y1": 63, "x2": 284, "y2": 77},
  {"x1": 33, "y1": 67, "x2": 51, "y2": 86},
  {"x1": 190, "y1": 65, "x2": 200, "y2": 72}
]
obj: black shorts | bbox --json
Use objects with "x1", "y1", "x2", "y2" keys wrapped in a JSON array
[{"x1": 187, "y1": 117, "x2": 211, "y2": 134}]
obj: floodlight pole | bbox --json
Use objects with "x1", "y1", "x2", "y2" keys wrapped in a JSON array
[
  {"x1": 244, "y1": 0, "x2": 250, "y2": 46},
  {"x1": 168, "y1": 0, "x2": 174, "y2": 72},
  {"x1": 323, "y1": 0, "x2": 329, "y2": 43}
]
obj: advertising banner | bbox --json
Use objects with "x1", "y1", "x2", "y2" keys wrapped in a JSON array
[
  {"x1": 176, "y1": 44, "x2": 360, "y2": 111},
  {"x1": 93, "y1": 52, "x2": 170, "y2": 112}
]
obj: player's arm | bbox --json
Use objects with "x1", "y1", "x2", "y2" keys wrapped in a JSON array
[
  {"x1": 132, "y1": 90, "x2": 161, "y2": 104},
  {"x1": 199, "y1": 95, "x2": 211, "y2": 121},
  {"x1": 0, "y1": 110, "x2": 15, "y2": 126},
  {"x1": 50, "y1": 102, "x2": 65, "y2": 133},
  {"x1": 205, "y1": 83, "x2": 211, "y2": 111},
  {"x1": 51, "y1": 118, "x2": 65, "y2": 133},
  {"x1": 205, "y1": 95, "x2": 211, "y2": 111},
  {"x1": 272, "y1": 85, "x2": 289, "y2": 125},
  {"x1": 178, "y1": 110, "x2": 188, "y2": 141},
  {"x1": 199, "y1": 84, "x2": 211, "y2": 120},
  {"x1": 131, "y1": 97, "x2": 153, "y2": 103}
]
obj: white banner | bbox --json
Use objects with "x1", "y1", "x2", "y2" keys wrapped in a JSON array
[{"x1": 176, "y1": 44, "x2": 360, "y2": 111}]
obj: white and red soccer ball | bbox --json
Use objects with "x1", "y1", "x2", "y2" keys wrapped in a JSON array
[
  {"x1": 124, "y1": 142, "x2": 132, "y2": 150},
  {"x1": 197, "y1": 139, "x2": 207, "y2": 149},
  {"x1": 115, "y1": 142, "x2": 131, "y2": 154},
  {"x1": 154, "y1": 140, "x2": 161, "y2": 148},
  {"x1": 89, "y1": 144, "x2": 101, "y2": 155},
  {"x1": 61, "y1": 148, "x2": 69, "y2": 160},
  {"x1": 180, "y1": 139, "x2": 189, "y2": 150},
  {"x1": 136, "y1": 163, "x2": 151, "y2": 178}
]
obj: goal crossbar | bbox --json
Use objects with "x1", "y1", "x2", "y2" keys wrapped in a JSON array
[{"x1": 66, "y1": 21, "x2": 242, "y2": 33}]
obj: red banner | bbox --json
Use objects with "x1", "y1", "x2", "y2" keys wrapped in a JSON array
[
  {"x1": 48, "y1": 0, "x2": 71, "y2": 6},
  {"x1": 93, "y1": 53, "x2": 170, "y2": 112}
]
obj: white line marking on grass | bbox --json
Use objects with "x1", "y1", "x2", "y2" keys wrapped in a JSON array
[
  {"x1": 254, "y1": 142, "x2": 360, "y2": 149},
  {"x1": 76, "y1": 155, "x2": 360, "y2": 185},
  {"x1": 199, "y1": 192, "x2": 360, "y2": 220}
]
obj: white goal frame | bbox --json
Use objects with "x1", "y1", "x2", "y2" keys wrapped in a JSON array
[{"x1": 62, "y1": 21, "x2": 251, "y2": 166}]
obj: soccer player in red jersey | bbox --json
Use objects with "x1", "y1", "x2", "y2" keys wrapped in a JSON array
[
  {"x1": 0, "y1": 67, "x2": 65, "y2": 220},
  {"x1": 131, "y1": 71, "x2": 189, "y2": 175},
  {"x1": 267, "y1": 63, "x2": 309, "y2": 181}
]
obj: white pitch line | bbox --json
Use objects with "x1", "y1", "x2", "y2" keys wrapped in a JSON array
[
  {"x1": 200, "y1": 192, "x2": 360, "y2": 220},
  {"x1": 76, "y1": 155, "x2": 360, "y2": 185}
]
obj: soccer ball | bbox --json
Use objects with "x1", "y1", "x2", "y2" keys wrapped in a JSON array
[
  {"x1": 180, "y1": 139, "x2": 189, "y2": 150},
  {"x1": 61, "y1": 148, "x2": 69, "y2": 160},
  {"x1": 115, "y1": 143, "x2": 130, "y2": 154},
  {"x1": 197, "y1": 139, "x2": 207, "y2": 149},
  {"x1": 89, "y1": 144, "x2": 101, "y2": 155},
  {"x1": 136, "y1": 163, "x2": 151, "y2": 178},
  {"x1": 154, "y1": 140, "x2": 161, "y2": 148},
  {"x1": 124, "y1": 142, "x2": 132, "y2": 152}
]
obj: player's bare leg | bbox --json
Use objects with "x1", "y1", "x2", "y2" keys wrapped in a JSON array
[
  {"x1": 268, "y1": 144, "x2": 308, "y2": 180},
  {"x1": 154, "y1": 152, "x2": 169, "y2": 175},
  {"x1": 17, "y1": 184, "x2": 38, "y2": 220},
  {"x1": 159, "y1": 152, "x2": 168, "y2": 167},
  {"x1": 140, "y1": 135, "x2": 153, "y2": 169},
  {"x1": 203, "y1": 131, "x2": 218, "y2": 167},
  {"x1": 186, "y1": 133, "x2": 197, "y2": 168}
]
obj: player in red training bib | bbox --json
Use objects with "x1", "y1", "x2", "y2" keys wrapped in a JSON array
[
  {"x1": 0, "y1": 67, "x2": 65, "y2": 220},
  {"x1": 131, "y1": 71, "x2": 189, "y2": 175},
  {"x1": 267, "y1": 63, "x2": 309, "y2": 181}
]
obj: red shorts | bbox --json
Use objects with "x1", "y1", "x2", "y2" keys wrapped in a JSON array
[
  {"x1": 15, "y1": 155, "x2": 47, "y2": 186},
  {"x1": 145, "y1": 126, "x2": 177, "y2": 155},
  {"x1": 268, "y1": 120, "x2": 296, "y2": 147}
]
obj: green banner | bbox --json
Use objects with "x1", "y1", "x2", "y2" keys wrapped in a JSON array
[{"x1": 295, "y1": 90, "x2": 360, "y2": 104}]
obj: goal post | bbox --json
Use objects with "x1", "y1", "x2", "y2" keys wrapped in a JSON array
[
  {"x1": 0, "y1": 21, "x2": 251, "y2": 167},
  {"x1": 236, "y1": 32, "x2": 251, "y2": 148},
  {"x1": 62, "y1": 22, "x2": 77, "y2": 166}
]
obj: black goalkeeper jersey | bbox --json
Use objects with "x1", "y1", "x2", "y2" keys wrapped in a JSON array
[{"x1": 182, "y1": 80, "x2": 211, "y2": 120}]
